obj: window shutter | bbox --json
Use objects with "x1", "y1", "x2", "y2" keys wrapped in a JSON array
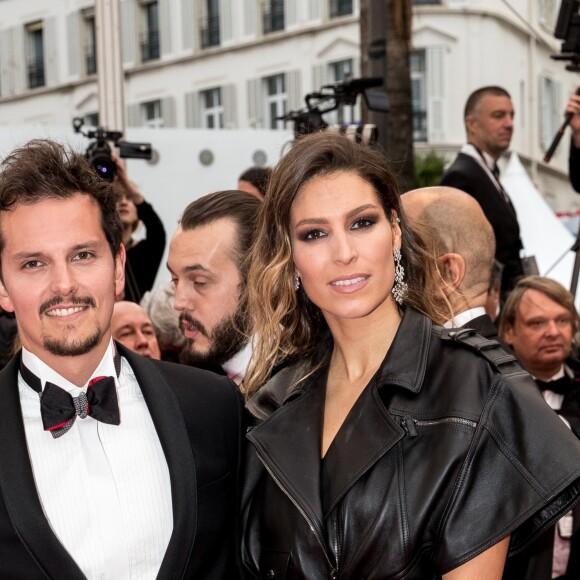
[
  {"x1": 287, "y1": 0, "x2": 298, "y2": 29},
  {"x1": 162, "y1": 96, "x2": 177, "y2": 127},
  {"x1": 0, "y1": 28, "x2": 17, "y2": 95},
  {"x1": 160, "y1": 0, "x2": 173, "y2": 56},
  {"x1": 308, "y1": 0, "x2": 322, "y2": 21},
  {"x1": 185, "y1": 91, "x2": 200, "y2": 127},
  {"x1": 220, "y1": 0, "x2": 233, "y2": 43},
  {"x1": 243, "y1": 0, "x2": 257, "y2": 36},
  {"x1": 127, "y1": 103, "x2": 141, "y2": 127},
  {"x1": 66, "y1": 11, "x2": 81, "y2": 79},
  {"x1": 223, "y1": 84, "x2": 237, "y2": 128},
  {"x1": 247, "y1": 78, "x2": 262, "y2": 128},
  {"x1": 44, "y1": 17, "x2": 59, "y2": 86},
  {"x1": 426, "y1": 46, "x2": 445, "y2": 142},
  {"x1": 312, "y1": 64, "x2": 327, "y2": 92},
  {"x1": 181, "y1": 0, "x2": 195, "y2": 51},
  {"x1": 287, "y1": 69, "x2": 302, "y2": 111},
  {"x1": 121, "y1": 0, "x2": 136, "y2": 68}
]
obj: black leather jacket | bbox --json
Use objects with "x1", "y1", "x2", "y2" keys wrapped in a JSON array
[{"x1": 241, "y1": 308, "x2": 580, "y2": 579}]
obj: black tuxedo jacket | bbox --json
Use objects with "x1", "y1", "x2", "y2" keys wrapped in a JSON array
[
  {"x1": 0, "y1": 344, "x2": 243, "y2": 579},
  {"x1": 570, "y1": 141, "x2": 580, "y2": 194},
  {"x1": 440, "y1": 152, "x2": 524, "y2": 295}
]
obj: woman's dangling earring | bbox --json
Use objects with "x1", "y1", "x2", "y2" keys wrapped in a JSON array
[
  {"x1": 391, "y1": 249, "x2": 407, "y2": 305},
  {"x1": 294, "y1": 275, "x2": 301, "y2": 291}
]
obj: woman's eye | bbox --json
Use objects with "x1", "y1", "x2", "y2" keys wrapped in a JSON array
[
  {"x1": 351, "y1": 217, "x2": 375, "y2": 230},
  {"x1": 302, "y1": 229, "x2": 326, "y2": 241}
]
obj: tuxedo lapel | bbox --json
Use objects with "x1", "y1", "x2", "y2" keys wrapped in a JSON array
[
  {"x1": 0, "y1": 352, "x2": 85, "y2": 579},
  {"x1": 117, "y1": 345, "x2": 197, "y2": 580}
]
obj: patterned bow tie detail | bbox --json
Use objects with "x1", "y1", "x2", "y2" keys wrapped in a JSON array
[
  {"x1": 39, "y1": 376, "x2": 120, "y2": 438},
  {"x1": 20, "y1": 351, "x2": 122, "y2": 438}
]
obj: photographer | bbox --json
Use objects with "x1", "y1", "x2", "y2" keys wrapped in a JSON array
[
  {"x1": 567, "y1": 88, "x2": 580, "y2": 192},
  {"x1": 113, "y1": 156, "x2": 166, "y2": 303}
]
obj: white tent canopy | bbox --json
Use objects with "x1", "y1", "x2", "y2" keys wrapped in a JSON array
[{"x1": 502, "y1": 152, "x2": 579, "y2": 301}]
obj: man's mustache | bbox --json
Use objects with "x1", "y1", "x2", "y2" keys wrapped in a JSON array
[
  {"x1": 179, "y1": 312, "x2": 209, "y2": 338},
  {"x1": 39, "y1": 295, "x2": 96, "y2": 316}
]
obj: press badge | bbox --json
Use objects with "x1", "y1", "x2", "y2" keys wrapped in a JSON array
[{"x1": 558, "y1": 511, "x2": 573, "y2": 539}]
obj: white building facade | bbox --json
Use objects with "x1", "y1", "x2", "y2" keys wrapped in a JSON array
[{"x1": 0, "y1": 0, "x2": 578, "y2": 209}]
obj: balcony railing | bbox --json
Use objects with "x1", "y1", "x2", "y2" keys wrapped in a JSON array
[
  {"x1": 85, "y1": 43, "x2": 97, "y2": 75},
  {"x1": 329, "y1": 0, "x2": 353, "y2": 18},
  {"x1": 140, "y1": 29, "x2": 160, "y2": 62},
  {"x1": 413, "y1": 110, "x2": 428, "y2": 142},
  {"x1": 200, "y1": 15, "x2": 220, "y2": 48},
  {"x1": 27, "y1": 58, "x2": 45, "y2": 89},
  {"x1": 263, "y1": 0, "x2": 285, "y2": 34}
]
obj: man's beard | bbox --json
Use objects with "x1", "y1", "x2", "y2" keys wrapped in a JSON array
[
  {"x1": 40, "y1": 295, "x2": 102, "y2": 357},
  {"x1": 179, "y1": 307, "x2": 248, "y2": 370}
]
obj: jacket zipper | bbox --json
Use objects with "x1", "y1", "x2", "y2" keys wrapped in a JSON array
[
  {"x1": 401, "y1": 416, "x2": 477, "y2": 437},
  {"x1": 254, "y1": 449, "x2": 339, "y2": 578}
]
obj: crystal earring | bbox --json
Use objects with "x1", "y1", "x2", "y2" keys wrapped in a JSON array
[
  {"x1": 294, "y1": 275, "x2": 301, "y2": 291},
  {"x1": 391, "y1": 249, "x2": 407, "y2": 305}
]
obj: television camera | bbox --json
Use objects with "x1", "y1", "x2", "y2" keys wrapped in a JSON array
[
  {"x1": 73, "y1": 117, "x2": 152, "y2": 182},
  {"x1": 278, "y1": 76, "x2": 389, "y2": 143},
  {"x1": 553, "y1": 0, "x2": 580, "y2": 72}
]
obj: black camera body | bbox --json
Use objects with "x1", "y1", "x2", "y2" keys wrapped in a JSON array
[{"x1": 73, "y1": 118, "x2": 152, "y2": 182}]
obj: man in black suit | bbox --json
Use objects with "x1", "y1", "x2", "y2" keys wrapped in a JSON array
[
  {"x1": 499, "y1": 276, "x2": 580, "y2": 579},
  {"x1": 440, "y1": 86, "x2": 524, "y2": 300},
  {"x1": 402, "y1": 185, "x2": 499, "y2": 338},
  {"x1": 0, "y1": 140, "x2": 242, "y2": 579},
  {"x1": 566, "y1": 88, "x2": 580, "y2": 193}
]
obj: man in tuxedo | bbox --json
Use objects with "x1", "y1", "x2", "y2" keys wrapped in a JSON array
[
  {"x1": 168, "y1": 190, "x2": 261, "y2": 384},
  {"x1": 499, "y1": 276, "x2": 580, "y2": 579},
  {"x1": 402, "y1": 185, "x2": 499, "y2": 338},
  {"x1": 440, "y1": 86, "x2": 524, "y2": 300},
  {"x1": 566, "y1": 88, "x2": 580, "y2": 193},
  {"x1": 112, "y1": 300, "x2": 161, "y2": 360},
  {"x1": 0, "y1": 139, "x2": 243, "y2": 579}
]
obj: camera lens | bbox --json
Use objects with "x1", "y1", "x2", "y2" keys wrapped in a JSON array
[{"x1": 86, "y1": 142, "x2": 116, "y2": 182}]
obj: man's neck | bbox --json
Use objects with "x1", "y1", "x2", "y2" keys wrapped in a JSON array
[
  {"x1": 467, "y1": 140, "x2": 500, "y2": 162},
  {"x1": 531, "y1": 364, "x2": 564, "y2": 382},
  {"x1": 22, "y1": 337, "x2": 112, "y2": 387}
]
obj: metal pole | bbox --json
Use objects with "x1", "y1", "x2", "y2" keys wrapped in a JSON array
[{"x1": 95, "y1": 0, "x2": 125, "y2": 132}]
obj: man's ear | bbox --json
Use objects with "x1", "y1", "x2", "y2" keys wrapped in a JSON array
[
  {"x1": 114, "y1": 244, "x2": 126, "y2": 299},
  {"x1": 0, "y1": 276, "x2": 15, "y2": 314},
  {"x1": 437, "y1": 253, "x2": 466, "y2": 296},
  {"x1": 502, "y1": 324, "x2": 514, "y2": 346}
]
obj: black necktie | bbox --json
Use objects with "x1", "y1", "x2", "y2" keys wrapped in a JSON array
[
  {"x1": 491, "y1": 163, "x2": 501, "y2": 181},
  {"x1": 535, "y1": 376, "x2": 572, "y2": 396},
  {"x1": 21, "y1": 352, "x2": 121, "y2": 438}
]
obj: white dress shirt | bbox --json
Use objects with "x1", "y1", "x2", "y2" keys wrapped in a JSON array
[
  {"x1": 223, "y1": 340, "x2": 253, "y2": 385},
  {"x1": 18, "y1": 341, "x2": 173, "y2": 579},
  {"x1": 443, "y1": 306, "x2": 487, "y2": 329}
]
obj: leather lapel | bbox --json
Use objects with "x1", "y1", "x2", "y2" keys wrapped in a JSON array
[
  {"x1": 248, "y1": 373, "x2": 326, "y2": 538},
  {"x1": 0, "y1": 352, "x2": 85, "y2": 579},
  {"x1": 117, "y1": 345, "x2": 197, "y2": 580}
]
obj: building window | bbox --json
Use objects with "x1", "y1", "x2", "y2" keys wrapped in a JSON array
[
  {"x1": 412, "y1": 0, "x2": 441, "y2": 4},
  {"x1": 327, "y1": 59, "x2": 354, "y2": 125},
  {"x1": 141, "y1": 99, "x2": 163, "y2": 127},
  {"x1": 263, "y1": 0, "x2": 285, "y2": 34},
  {"x1": 200, "y1": 88, "x2": 224, "y2": 128},
  {"x1": 200, "y1": 0, "x2": 220, "y2": 48},
  {"x1": 329, "y1": 0, "x2": 353, "y2": 18},
  {"x1": 264, "y1": 74, "x2": 287, "y2": 130},
  {"x1": 140, "y1": 1, "x2": 160, "y2": 62},
  {"x1": 410, "y1": 50, "x2": 427, "y2": 142},
  {"x1": 84, "y1": 13, "x2": 97, "y2": 75},
  {"x1": 26, "y1": 21, "x2": 45, "y2": 89},
  {"x1": 541, "y1": 77, "x2": 560, "y2": 150},
  {"x1": 84, "y1": 112, "x2": 100, "y2": 127}
]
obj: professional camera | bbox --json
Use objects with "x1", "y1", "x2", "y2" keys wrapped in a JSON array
[
  {"x1": 553, "y1": 0, "x2": 580, "y2": 71},
  {"x1": 73, "y1": 117, "x2": 152, "y2": 182},
  {"x1": 279, "y1": 77, "x2": 389, "y2": 143}
]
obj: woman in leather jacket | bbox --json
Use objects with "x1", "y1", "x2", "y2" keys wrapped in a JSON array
[{"x1": 240, "y1": 132, "x2": 580, "y2": 579}]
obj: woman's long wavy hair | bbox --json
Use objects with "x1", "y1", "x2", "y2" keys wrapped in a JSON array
[{"x1": 242, "y1": 132, "x2": 449, "y2": 398}]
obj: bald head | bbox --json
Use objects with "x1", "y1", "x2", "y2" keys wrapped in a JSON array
[
  {"x1": 112, "y1": 301, "x2": 161, "y2": 360},
  {"x1": 402, "y1": 186, "x2": 496, "y2": 309}
]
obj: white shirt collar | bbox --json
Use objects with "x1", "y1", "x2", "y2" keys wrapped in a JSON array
[
  {"x1": 222, "y1": 340, "x2": 252, "y2": 385},
  {"x1": 444, "y1": 306, "x2": 487, "y2": 329},
  {"x1": 21, "y1": 339, "x2": 118, "y2": 394}
]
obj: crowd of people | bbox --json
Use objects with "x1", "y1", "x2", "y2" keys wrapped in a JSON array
[{"x1": 0, "y1": 85, "x2": 579, "y2": 580}]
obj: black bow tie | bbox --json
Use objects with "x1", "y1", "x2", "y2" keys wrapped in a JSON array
[
  {"x1": 535, "y1": 376, "x2": 572, "y2": 396},
  {"x1": 21, "y1": 353, "x2": 121, "y2": 438}
]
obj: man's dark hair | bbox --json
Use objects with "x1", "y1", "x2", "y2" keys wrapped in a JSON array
[
  {"x1": 0, "y1": 139, "x2": 122, "y2": 262},
  {"x1": 180, "y1": 190, "x2": 261, "y2": 282},
  {"x1": 464, "y1": 86, "x2": 511, "y2": 119},
  {"x1": 238, "y1": 166, "x2": 271, "y2": 197}
]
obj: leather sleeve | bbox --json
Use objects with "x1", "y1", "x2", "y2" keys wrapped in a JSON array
[{"x1": 434, "y1": 370, "x2": 580, "y2": 573}]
